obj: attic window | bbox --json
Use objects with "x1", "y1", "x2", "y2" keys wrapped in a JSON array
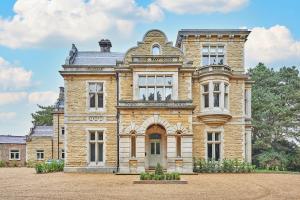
[{"x1": 152, "y1": 44, "x2": 160, "y2": 55}]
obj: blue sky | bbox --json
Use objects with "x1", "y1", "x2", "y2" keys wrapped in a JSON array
[{"x1": 0, "y1": 0, "x2": 300, "y2": 136}]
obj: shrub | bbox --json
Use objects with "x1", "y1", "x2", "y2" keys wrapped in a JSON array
[
  {"x1": 193, "y1": 158, "x2": 255, "y2": 173},
  {"x1": 35, "y1": 160, "x2": 64, "y2": 174},
  {"x1": 257, "y1": 151, "x2": 288, "y2": 171},
  {"x1": 139, "y1": 172, "x2": 181, "y2": 180},
  {"x1": 0, "y1": 160, "x2": 5, "y2": 167},
  {"x1": 155, "y1": 163, "x2": 164, "y2": 175}
]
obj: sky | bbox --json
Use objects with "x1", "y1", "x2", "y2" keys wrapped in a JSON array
[{"x1": 0, "y1": 0, "x2": 300, "y2": 136}]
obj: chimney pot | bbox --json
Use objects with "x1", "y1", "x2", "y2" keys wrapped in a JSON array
[{"x1": 99, "y1": 39, "x2": 112, "y2": 52}]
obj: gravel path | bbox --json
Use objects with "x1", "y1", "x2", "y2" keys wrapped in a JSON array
[{"x1": 1, "y1": 168, "x2": 300, "y2": 200}]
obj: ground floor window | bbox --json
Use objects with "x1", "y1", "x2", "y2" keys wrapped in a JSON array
[
  {"x1": 10, "y1": 149, "x2": 20, "y2": 160},
  {"x1": 207, "y1": 132, "x2": 221, "y2": 161},
  {"x1": 89, "y1": 130, "x2": 104, "y2": 163},
  {"x1": 36, "y1": 150, "x2": 44, "y2": 160}
]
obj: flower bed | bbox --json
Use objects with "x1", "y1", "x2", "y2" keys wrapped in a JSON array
[{"x1": 35, "y1": 160, "x2": 64, "y2": 174}]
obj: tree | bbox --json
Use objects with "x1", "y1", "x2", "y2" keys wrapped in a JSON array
[
  {"x1": 31, "y1": 105, "x2": 54, "y2": 126},
  {"x1": 250, "y1": 63, "x2": 300, "y2": 170}
]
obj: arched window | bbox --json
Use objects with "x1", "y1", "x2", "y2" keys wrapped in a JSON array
[
  {"x1": 131, "y1": 132, "x2": 136, "y2": 158},
  {"x1": 152, "y1": 44, "x2": 160, "y2": 55},
  {"x1": 176, "y1": 131, "x2": 182, "y2": 157}
]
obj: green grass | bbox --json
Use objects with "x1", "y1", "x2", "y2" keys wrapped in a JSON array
[{"x1": 255, "y1": 169, "x2": 300, "y2": 174}]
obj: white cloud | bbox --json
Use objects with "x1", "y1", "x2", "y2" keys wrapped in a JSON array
[
  {"x1": 155, "y1": 0, "x2": 248, "y2": 14},
  {"x1": 0, "y1": 0, "x2": 164, "y2": 48},
  {"x1": 28, "y1": 91, "x2": 58, "y2": 105},
  {"x1": 0, "y1": 112, "x2": 16, "y2": 122},
  {"x1": 0, "y1": 92, "x2": 27, "y2": 105},
  {"x1": 0, "y1": 57, "x2": 32, "y2": 90},
  {"x1": 245, "y1": 25, "x2": 300, "y2": 67}
]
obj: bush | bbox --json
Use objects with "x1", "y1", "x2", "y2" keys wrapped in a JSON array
[
  {"x1": 35, "y1": 160, "x2": 64, "y2": 174},
  {"x1": 155, "y1": 163, "x2": 164, "y2": 175},
  {"x1": 0, "y1": 160, "x2": 5, "y2": 167},
  {"x1": 257, "y1": 151, "x2": 288, "y2": 171},
  {"x1": 193, "y1": 158, "x2": 256, "y2": 173},
  {"x1": 139, "y1": 164, "x2": 181, "y2": 181}
]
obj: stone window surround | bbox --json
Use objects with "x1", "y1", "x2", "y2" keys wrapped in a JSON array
[
  {"x1": 151, "y1": 42, "x2": 162, "y2": 55},
  {"x1": 201, "y1": 80, "x2": 229, "y2": 113},
  {"x1": 86, "y1": 128, "x2": 106, "y2": 167},
  {"x1": 201, "y1": 43, "x2": 227, "y2": 66},
  {"x1": 86, "y1": 80, "x2": 106, "y2": 113},
  {"x1": 176, "y1": 131, "x2": 182, "y2": 158},
  {"x1": 9, "y1": 149, "x2": 20, "y2": 161},
  {"x1": 130, "y1": 131, "x2": 136, "y2": 158},
  {"x1": 204, "y1": 128, "x2": 224, "y2": 161},
  {"x1": 133, "y1": 72, "x2": 178, "y2": 101},
  {"x1": 36, "y1": 150, "x2": 44, "y2": 160}
]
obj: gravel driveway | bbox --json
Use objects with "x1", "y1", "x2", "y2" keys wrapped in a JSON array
[{"x1": 1, "y1": 168, "x2": 300, "y2": 200}]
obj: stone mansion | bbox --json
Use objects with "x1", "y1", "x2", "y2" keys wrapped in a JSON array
[{"x1": 27, "y1": 29, "x2": 253, "y2": 173}]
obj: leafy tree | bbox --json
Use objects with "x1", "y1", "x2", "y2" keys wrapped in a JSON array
[
  {"x1": 250, "y1": 63, "x2": 300, "y2": 170},
  {"x1": 31, "y1": 105, "x2": 54, "y2": 126}
]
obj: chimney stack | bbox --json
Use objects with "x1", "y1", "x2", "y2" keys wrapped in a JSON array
[
  {"x1": 99, "y1": 39, "x2": 112, "y2": 52},
  {"x1": 59, "y1": 87, "x2": 64, "y2": 101}
]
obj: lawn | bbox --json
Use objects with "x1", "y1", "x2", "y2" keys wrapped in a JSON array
[{"x1": 1, "y1": 168, "x2": 300, "y2": 200}]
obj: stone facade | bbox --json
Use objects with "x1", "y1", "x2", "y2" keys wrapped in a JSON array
[
  {"x1": 0, "y1": 136, "x2": 26, "y2": 167},
  {"x1": 60, "y1": 29, "x2": 252, "y2": 173}
]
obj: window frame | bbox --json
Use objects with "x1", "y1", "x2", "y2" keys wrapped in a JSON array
[
  {"x1": 9, "y1": 149, "x2": 20, "y2": 160},
  {"x1": 201, "y1": 44, "x2": 226, "y2": 66},
  {"x1": 206, "y1": 131, "x2": 222, "y2": 161},
  {"x1": 151, "y1": 43, "x2": 161, "y2": 55},
  {"x1": 176, "y1": 132, "x2": 182, "y2": 158},
  {"x1": 61, "y1": 149, "x2": 65, "y2": 160},
  {"x1": 36, "y1": 150, "x2": 44, "y2": 161},
  {"x1": 87, "y1": 129, "x2": 106, "y2": 166},
  {"x1": 86, "y1": 81, "x2": 106, "y2": 112},
  {"x1": 130, "y1": 132, "x2": 137, "y2": 158}
]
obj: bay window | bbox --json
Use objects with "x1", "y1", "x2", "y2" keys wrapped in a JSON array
[
  {"x1": 138, "y1": 75, "x2": 173, "y2": 101},
  {"x1": 202, "y1": 45, "x2": 225, "y2": 66},
  {"x1": 201, "y1": 81, "x2": 229, "y2": 110}
]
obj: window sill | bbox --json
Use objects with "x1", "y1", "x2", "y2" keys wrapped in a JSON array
[
  {"x1": 9, "y1": 159, "x2": 21, "y2": 161},
  {"x1": 88, "y1": 162, "x2": 105, "y2": 167},
  {"x1": 88, "y1": 108, "x2": 105, "y2": 113}
]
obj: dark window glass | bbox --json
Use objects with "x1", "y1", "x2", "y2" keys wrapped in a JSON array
[
  {"x1": 89, "y1": 93, "x2": 95, "y2": 108},
  {"x1": 148, "y1": 87, "x2": 155, "y2": 100},
  {"x1": 98, "y1": 143, "x2": 103, "y2": 162},
  {"x1": 149, "y1": 134, "x2": 161, "y2": 139},
  {"x1": 214, "y1": 83, "x2": 220, "y2": 91},
  {"x1": 98, "y1": 132, "x2": 103, "y2": 140},
  {"x1": 98, "y1": 93, "x2": 103, "y2": 108},
  {"x1": 215, "y1": 144, "x2": 220, "y2": 161},
  {"x1": 156, "y1": 87, "x2": 163, "y2": 101},
  {"x1": 131, "y1": 135, "x2": 136, "y2": 157},
  {"x1": 204, "y1": 94, "x2": 209, "y2": 108},
  {"x1": 176, "y1": 136, "x2": 181, "y2": 157},
  {"x1": 210, "y1": 55, "x2": 217, "y2": 65},
  {"x1": 214, "y1": 93, "x2": 220, "y2": 107},
  {"x1": 90, "y1": 132, "x2": 95, "y2": 140},
  {"x1": 207, "y1": 133, "x2": 213, "y2": 141},
  {"x1": 215, "y1": 133, "x2": 220, "y2": 141},
  {"x1": 61, "y1": 127, "x2": 65, "y2": 135},
  {"x1": 151, "y1": 143, "x2": 155, "y2": 154},
  {"x1": 90, "y1": 143, "x2": 95, "y2": 162},
  {"x1": 41, "y1": 152, "x2": 44, "y2": 159},
  {"x1": 16, "y1": 153, "x2": 19, "y2": 159},
  {"x1": 203, "y1": 84, "x2": 209, "y2": 92},
  {"x1": 218, "y1": 55, "x2": 224, "y2": 65},
  {"x1": 156, "y1": 142, "x2": 160, "y2": 155},
  {"x1": 208, "y1": 144, "x2": 212, "y2": 160}
]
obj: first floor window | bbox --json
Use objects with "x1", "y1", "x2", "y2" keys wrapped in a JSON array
[
  {"x1": 89, "y1": 82, "x2": 104, "y2": 109},
  {"x1": 202, "y1": 81, "x2": 229, "y2": 110},
  {"x1": 131, "y1": 132, "x2": 136, "y2": 158},
  {"x1": 89, "y1": 131, "x2": 104, "y2": 163},
  {"x1": 36, "y1": 150, "x2": 44, "y2": 160},
  {"x1": 202, "y1": 45, "x2": 225, "y2": 66},
  {"x1": 207, "y1": 132, "x2": 221, "y2": 161},
  {"x1": 10, "y1": 149, "x2": 20, "y2": 160},
  {"x1": 61, "y1": 149, "x2": 65, "y2": 159},
  {"x1": 213, "y1": 83, "x2": 220, "y2": 107}
]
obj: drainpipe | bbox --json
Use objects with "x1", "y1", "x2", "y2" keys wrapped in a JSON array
[
  {"x1": 116, "y1": 72, "x2": 120, "y2": 173},
  {"x1": 57, "y1": 114, "x2": 60, "y2": 160}
]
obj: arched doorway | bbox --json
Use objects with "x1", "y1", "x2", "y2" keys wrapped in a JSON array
[{"x1": 145, "y1": 124, "x2": 167, "y2": 170}]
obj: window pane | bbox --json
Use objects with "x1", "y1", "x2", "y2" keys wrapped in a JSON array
[
  {"x1": 151, "y1": 143, "x2": 155, "y2": 154},
  {"x1": 90, "y1": 143, "x2": 95, "y2": 162},
  {"x1": 152, "y1": 46, "x2": 160, "y2": 55},
  {"x1": 131, "y1": 136, "x2": 136, "y2": 157},
  {"x1": 217, "y1": 46, "x2": 224, "y2": 54},
  {"x1": 89, "y1": 83, "x2": 96, "y2": 92},
  {"x1": 224, "y1": 84, "x2": 228, "y2": 93},
  {"x1": 98, "y1": 93, "x2": 103, "y2": 108},
  {"x1": 202, "y1": 55, "x2": 209, "y2": 66},
  {"x1": 15, "y1": 153, "x2": 19, "y2": 159},
  {"x1": 210, "y1": 46, "x2": 216, "y2": 53},
  {"x1": 156, "y1": 142, "x2": 160, "y2": 155},
  {"x1": 96, "y1": 83, "x2": 103, "y2": 92},
  {"x1": 165, "y1": 87, "x2": 172, "y2": 100},
  {"x1": 203, "y1": 84, "x2": 209, "y2": 92},
  {"x1": 165, "y1": 76, "x2": 173, "y2": 85},
  {"x1": 207, "y1": 133, "x2": 213, "y2": 141},
  {"x1": 217, "y1": 55, "x2": 224, "y2": 65},
  {"x1": 176, "y1": 136, "x2": 181, "y2": 157},
  {"x1": 98, "y1": 131, "x2": 103, "y2": 141},
  {"x1": 214, "y1": 93, "x2": 220, "y2": 107},
  {"x1": 139, "y1": 76, "x2": 146, "y2": 85},
  {"x1": 89, "y1": 93, "x2": 95, "y2": 108},
  {"x1": 156, "y1": 87, "x2": 163, "y2": 101},
  {"x1": 210, "y1": 55, "x2": 217, "y2": 65},
  {"x1": 98, "y1": 143, "x2": 103, "y2": 162},
  {"x1": 41, "y1": 152, "x2": 44, "y2": 159},
  {"x1": 147, "y1": 76, "x2": 155, "y2": 85},
  {"x1": 156, "y1": 76, "x2": 164, "y2": 85},
  {"x1": 215, "y1": 144, "x2": 220, "y2": 161},
  {"x1": 61, "y1": 127, "x2": 65, "y2": 135},
  {"x1": 208, "y1": 144, "x2": 212, "y2": 160},
  {"x1": 213, "y1": 83, "x2": 220, "y2": 91},
  {"x1": 90, "y1": 132, "x2": 95, "y2": 140},
  {"x1": 139, "y1": 87, "x2": 146, "y2": 100},
  {"x1": 224, "y1": 94, "x2": 228, "y2": 109},
  {"x1": 148, "y1": 87, "x2": 155, "y2": 100},
  {"x1": 204, "y1": 94, "x2": 209, "y2": 108},
  {"x1": 11, "y1": 153, "x2": 14, "y2": 159},
  {"x1": 215, "y1": 133, "x2": 220, "y2": 141},
  {"x1": 202, "y1": 46, "x2": 209, "y2": 53}
]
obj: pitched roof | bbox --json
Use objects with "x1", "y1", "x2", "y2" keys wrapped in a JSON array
[
  {"x1": 0, "y1": 135, "x2": 26, "y2": 144},
  {"x1": 30, "y1": 126, "x2": 53, "y2": 137}
]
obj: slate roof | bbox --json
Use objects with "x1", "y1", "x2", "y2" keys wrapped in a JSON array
[
  {"x1": 73, "y1": 51, "x2": 124, "y2": 66},
  {"x1": 30, "y1": 126, "x2": 53, "y2": 137},
  {"x1": 0, "y1": 135, "x2": 26, "y2": 144}
]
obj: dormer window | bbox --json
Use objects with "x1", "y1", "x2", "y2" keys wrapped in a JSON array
[
  {"x1": 152, "y1": 44, "x2": 160, "y2": 55},
  {"x1": 202, "y1": 45, "x2": 225, "y2": 66}
]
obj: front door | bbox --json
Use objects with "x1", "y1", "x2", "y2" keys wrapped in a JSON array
[{"x1": 149, "y1": 138, "x2": 162, "y2": 168}]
